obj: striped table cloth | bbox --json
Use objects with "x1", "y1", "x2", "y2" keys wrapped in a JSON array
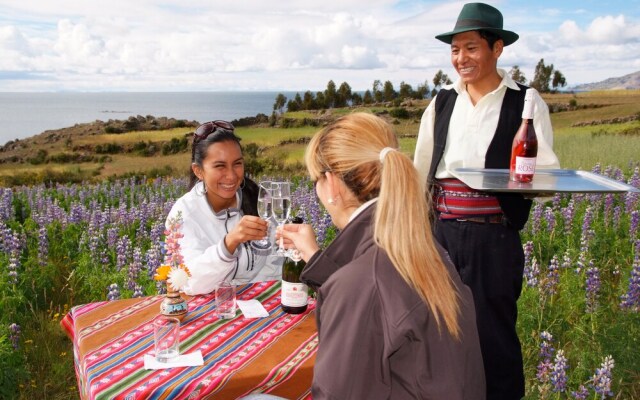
[{"x1": 61, "y1": 280, "x2": 318, "y2": 400}]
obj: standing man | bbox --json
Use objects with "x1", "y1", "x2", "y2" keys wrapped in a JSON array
[{"x1": 414, "y1": 3, "x2": 560, "y2": 399}]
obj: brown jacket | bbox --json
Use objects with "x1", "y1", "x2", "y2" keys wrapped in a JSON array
[{"x1": 301, "y1": 204, "x2": 485, "y2": 399}]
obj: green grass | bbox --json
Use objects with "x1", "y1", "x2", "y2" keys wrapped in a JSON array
[{"x1": 554, "y1": 122, "x2": 640, "y2": 170}]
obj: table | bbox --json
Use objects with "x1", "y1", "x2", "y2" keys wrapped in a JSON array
[{"x1": 61, "y1": 280, "x2": 317, "y2": 400}]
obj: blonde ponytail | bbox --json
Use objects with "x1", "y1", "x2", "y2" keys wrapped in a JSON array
[{"x1": 306, "y1": 112, "x2": 461, "y2": 338}]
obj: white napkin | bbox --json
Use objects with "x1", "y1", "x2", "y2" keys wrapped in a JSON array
[
  {"x1": 143, "y1": 350, "x2": 204, "y2": 370},
  {"x1": 237, "y1": 299, "x2": 269, "y2": 318}
]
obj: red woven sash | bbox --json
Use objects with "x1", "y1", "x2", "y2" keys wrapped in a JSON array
[{"x1": 433, "y1": 178, "x2": 503, "y2": 219}]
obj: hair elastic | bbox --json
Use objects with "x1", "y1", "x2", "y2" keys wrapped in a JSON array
[{"x1": 379, "y1": 147, "x2": 395, "y2": 163}]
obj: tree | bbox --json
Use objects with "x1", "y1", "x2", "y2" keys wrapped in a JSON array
[
  {"x1": 286, "y1": 93, "x2": 303, "y2": 112},
  {"x1": 273, "y1": 93, "x2": 287, "y2": 114},
  {"x1": 324, "y1": 80, "x2": 337, "y2": 108},
  {"x1": 315, "y1": 91, "x2": 326, "y2": 109},
  {"x1": 414, "y1": 80, "x2": 430, "y2": 99},
  {"x1": 530, "y1": 58, "x2": 554, "y2": 93},
  {"x1": 431, "y1": 70, "x2": 452, "y2": 97},
  {"x1": 363, "y1": 90, "x2": 374, "y2": 105},
  {"x1": 552, "y1": 70, "x2": 567, "y2": 92},
  {"x1": 398, "y1": 81, "x2": 414, "y2": 99},
  {"x1": 382, "y1": 81, "x2": 396, "y2": 102},
  {"x1": 351, "y1": 92, "x2": 363, "y2": 106},
  {"x1": 509, "y1": 65, "x2": 527, "y2": 84},
  {"x1": 336, "y1": 81, "x2": 352, "y2": 108},
  {"x1": 372, "y1": 80, "x2": 383, "y2": 103},
  {"x1": 302, "y1": 91, "x2": 316, "y2": 110}
]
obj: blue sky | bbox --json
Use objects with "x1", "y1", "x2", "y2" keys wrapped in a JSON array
[{"x1": 0, "y1": 0, "x2": 638, "y2": 91}]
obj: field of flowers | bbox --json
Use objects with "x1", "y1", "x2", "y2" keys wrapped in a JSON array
[{"x1": 0, "y1": 164, "x2": 638, "y2": 399}]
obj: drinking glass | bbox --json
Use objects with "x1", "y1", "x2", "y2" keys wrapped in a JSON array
[
  {"x1": 215, "y1": 281, "x2": 237, "y2": 319},
  {"x1": 271, "y1": 181, "x2": 291, "y2": 255},
  {"x1": 153, "y1": 316, "x2": 180, "y2": 363},
  {"x1": 250, "y1": 182, "x2": 273, "y2": 254}
]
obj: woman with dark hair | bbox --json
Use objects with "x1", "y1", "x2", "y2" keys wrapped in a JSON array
[{"x1": 165, "y1": 120, "x2": 283, "y2": 295}]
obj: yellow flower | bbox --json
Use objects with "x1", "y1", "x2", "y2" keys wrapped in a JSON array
[{"x1": 154, "y1": 265, "x2": 172, "y2": 281}]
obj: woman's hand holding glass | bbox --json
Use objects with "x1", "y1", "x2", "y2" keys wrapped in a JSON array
[
  {"x1": 250, "y1": 182, "x2": 274, "y2": 255},
  {"x1": 277, "y1": 223, "x2": 320, "y2": 263},
  {"x1": 225, "y1": 215, "x2": 269, "y2": 254}
]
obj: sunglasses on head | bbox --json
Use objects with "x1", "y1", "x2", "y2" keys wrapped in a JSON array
[{"x1": 194, "y1": 120, "x2": 235, "y2": 144}]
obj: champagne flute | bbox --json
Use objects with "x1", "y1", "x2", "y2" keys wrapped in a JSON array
[
  {"x1": 250, "y1": 182, "x2": 273, "y2": 254},
  {"x1": 271, "y1": 181, "x2": 291, "y2": 255}
]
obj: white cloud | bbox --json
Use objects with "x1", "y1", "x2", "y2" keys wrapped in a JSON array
[{"x1": 0, "y1": 1, "x2": 638, "y2": 90}]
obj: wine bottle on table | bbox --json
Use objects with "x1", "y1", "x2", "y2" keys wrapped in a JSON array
[
  {"x1": 509, "y1": 88, "x2": 539, "y2": 183},
  {"x1": 281, "y1": 216, "x2": 308, "y2": 314}
]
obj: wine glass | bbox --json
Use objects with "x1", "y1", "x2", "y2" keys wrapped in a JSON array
[
  {"x1": 250, "y1": 182, "x2": 273, "y2": 254},
  {"x1": 271, "y1": 181, "x2": 291, "y2": 255}
]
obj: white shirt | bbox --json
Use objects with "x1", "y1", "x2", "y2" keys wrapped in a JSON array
[
  {"x1": 414, "y1": 69, "x2": 560, "y2": 183},
  {"x1": 166, "y1": 182, "x2": 283, "y2": 295}
]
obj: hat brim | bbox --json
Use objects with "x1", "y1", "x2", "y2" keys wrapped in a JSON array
[{"x1": 436, "y1": 27, "x2": 519, "y2": 46}]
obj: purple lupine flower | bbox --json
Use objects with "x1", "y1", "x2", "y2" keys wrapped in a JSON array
[
  {"x1": 582, "y1": 206, "x2": 594, "y2": 238},
  {"x1": 107, "y1": 283, "x2": 121, "y2": 301},
  {"x1": 620, "y1": 244, "x2": 640, "y2": 311},
  {"x1": 571, "y1": 385, "x2": 589, "y2": 399},
  {"x1": 523, "y1": 241, "x2": 534, "y2": 268},
  {"x1": 537, "y1": 331, "x2": 555, "y2": 384},
  {"x1": 132, "y1": 284, "x2": 144, "y2": 298},
  {"x1": 126, "y1": 247, "x2": 144, "y2": 290},
  {"x1": 146, "y1": 243, "x2": 163, "y2": 279},
  {"x1": 591, "y1": 355, "x2": 615, "y2": 398},
  {"x1": 115, "y1": 236, "x2": 132, "y2": 271},
  {"x1": 613, "y1": 205, "x2": 622, "y2": 230},
  {"x1": 0, "y1": 188, "x2": 14, "y2": 221},
  {"x1": 149, "y1": 222, "x2": 165, "y2": 245},
  {"x1": 561, "y1": 251, "x2": 572, "y2": 270},
  {"x1": 550, "y1": 349, "x2": 569, "y2": 392},
  {"x1": 576, "y1": 228, "x2": 594, "y2": 274},
  {"x1": 38, "y1": 225, "x2": 48, "y2": 267},
  {"x1": 106, "y1": 227, "x2": 119, "y2": 249},
  {"x1": 625, "y1": 167, "x2": 640, "y2": 213},
  {"x1": 544, "y1": 206, "x2": 556, "y2": 233},
  {"x1": 9, "y1": 323, "x2": 21, "y2": 350},
  {"x1": 543, "y1": 255, "x2": 560, "y2": 296},
  {"x1": 603, "y1": 193, "x2": 615, "y2": 226},
  {"x1": 530, "y1": 203, "x2": 543, "y2": 234},
  {"x1": 291, "y1": 180, "x2": 335, "y2": 247},
  {"x1": 561, "y1": 199, "x2": 575, "y2": 234},
  {"x1": 524, "y1": 257, "x2": 540, "y2": 287},
  {"x1": 5, "y1": 230, "x2": 23, "y2": 285},
  {"x1": 551, "y1": 193, "x2": 562, "y2": 211},
  {"x1": 630, "y1": 210, "x2": 639, "y2": 240},
  {"x1": 585, "y1": 262, "x2": 601, "y2": 313}
]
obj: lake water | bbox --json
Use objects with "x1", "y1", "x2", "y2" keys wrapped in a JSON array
[{"x1": 0, "y1": 91, "x2": 296, "y2": 145}]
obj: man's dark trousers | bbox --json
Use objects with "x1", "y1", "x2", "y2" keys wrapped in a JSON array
[{"x1": 435, "y1": 218, "x2": 525, "y2": 400}]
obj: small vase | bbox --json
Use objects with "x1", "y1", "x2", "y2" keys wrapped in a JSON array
[{"x1": 160, "y1": 285, "x2": 188, "y2": 321}]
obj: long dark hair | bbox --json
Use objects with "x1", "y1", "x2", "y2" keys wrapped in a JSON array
[{"x1": 189, "y1": 123, "x2": 259, "y2": 217}]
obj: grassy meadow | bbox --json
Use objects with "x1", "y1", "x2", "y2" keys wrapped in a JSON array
[{"x1": 0, "y1": 90, "x2": 639, "y2": 399}]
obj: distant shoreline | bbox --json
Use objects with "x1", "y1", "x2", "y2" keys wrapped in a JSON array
[{"x1": 0, "y1": 91, "x2": 297, "y2": 144}]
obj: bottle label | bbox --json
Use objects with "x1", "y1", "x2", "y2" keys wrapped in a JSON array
[
  {"x1": 281, "y1": 281, "x2": 309, "y2": 307},
  {"x1": 515, "y1": 156, "x2": 536, "y2": 175}
]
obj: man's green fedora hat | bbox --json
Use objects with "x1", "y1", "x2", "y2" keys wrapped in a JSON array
[{"x1": 435, "y1": 2, "x2": 519, "y2": 46}]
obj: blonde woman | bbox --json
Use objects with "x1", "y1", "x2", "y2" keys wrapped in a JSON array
[{"x1": 278, "y1": 113, "x2": 485, "y2": 399}]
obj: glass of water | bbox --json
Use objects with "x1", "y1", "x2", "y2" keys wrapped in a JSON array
[{"x1": 153, "y1": 316, "x2": 180, "y2": 363}]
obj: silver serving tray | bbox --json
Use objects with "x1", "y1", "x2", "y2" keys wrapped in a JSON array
[{"x1": 450, "y1": 168, "x2": 640, "y2": 194}]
